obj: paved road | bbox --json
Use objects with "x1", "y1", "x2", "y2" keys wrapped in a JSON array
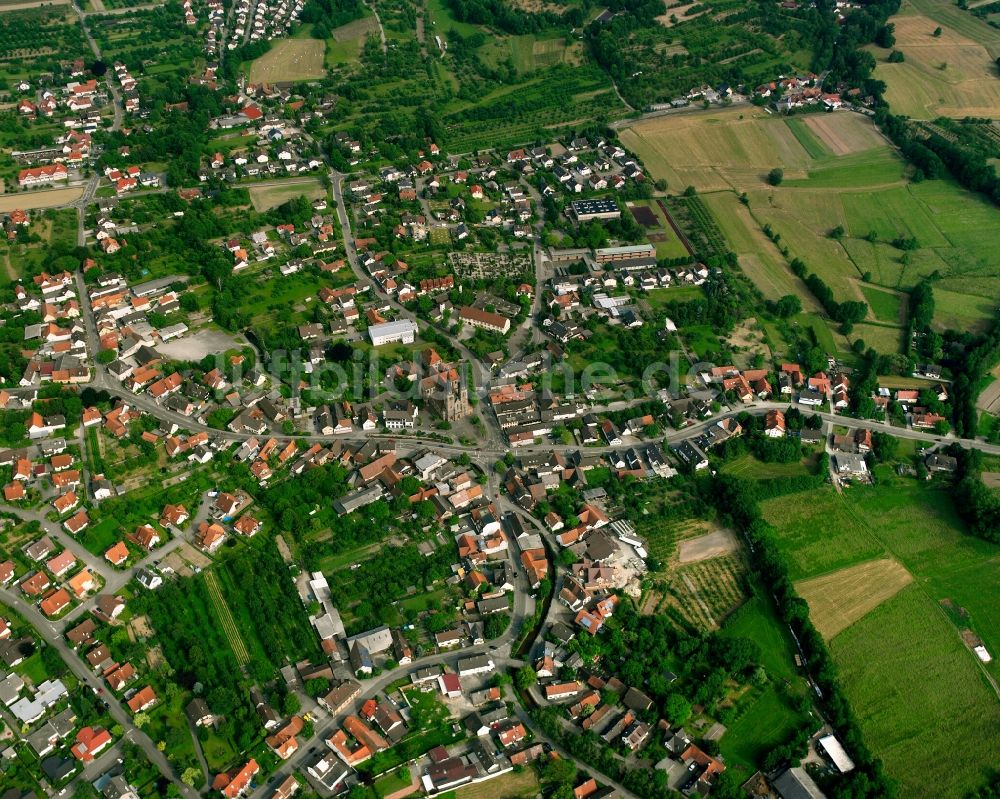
[{"x1": 0, "y1": 586, "x2": 198, "y2": 799}]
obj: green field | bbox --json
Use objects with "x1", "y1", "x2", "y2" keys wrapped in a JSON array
[
  {"x1": 718, "y1": 591, "x2": 812, "y2": 767},
  {"x1": 624, "y1": 109, "x2": 1000, "y2": 331},
  {"x1": 761, "y1": 478, "x2": 1000, "y2": 796},
  {"x1": 831, "y1": 584, "x2": 1000, "y2": 799},
  {"x1": 860, "y1": 285, "x2": 903, "y2": 323}
]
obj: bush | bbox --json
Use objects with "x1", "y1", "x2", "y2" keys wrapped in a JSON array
[{"x1": 767, "y1": 168, "x2": 784, "y2": 186}]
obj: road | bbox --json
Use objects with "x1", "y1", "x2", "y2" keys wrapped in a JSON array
[{"x1": 0, "y1": 586, "x2": 198, "y2": 799}]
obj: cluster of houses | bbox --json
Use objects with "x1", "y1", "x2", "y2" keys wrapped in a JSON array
[
  {"x1": 229, "y1": 0, "x2": 303, "y2": 49},
  {"x1": 87, "y1": 270, "x2": 191, "y2": 378},
  {"x1": 222, "y1": 202, "x2": 336, "y2": 274},
  {"x1": 505, "y1": 135, "x2": 645, "y2": 198},
  {"x1": 15, "y1": 271, "x2": 90, "y2": 386},
  {"x1": 752, "y1": 73, "x2": 860, "y2": 112},
  {"x1": 199, "y1": 124, "x2": 324, "y2": 183},
  {"x1": 1, "y1": 532, "x2": 98, "y2": 621}
]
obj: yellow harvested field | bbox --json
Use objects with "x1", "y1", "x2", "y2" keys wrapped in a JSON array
[
  {"x1": 249, "y1": 38, "x2": 326, "y2": 83},
  {"x1": 874, "y1": 14, "x2": 1000, "y2": 118},
  {"x1": 248, "y1": 179, "x2": 326, "y2": 211},
  {"x1": 621, "y1": 107, "x2": 814, "y2": 191},
  {"x1": 803, "y1": 114, "x2": 887, "y2": 156},
  {"x1": 797, "y1": 558, "x2": 913, "y2": 640},
  {"x1": 0, "y1": 187, "x2": 82, "y2": 212}
]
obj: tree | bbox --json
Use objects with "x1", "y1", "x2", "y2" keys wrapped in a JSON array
[
  {"x1": 304, "y1": 678, "x2": 330, "y2": 698},
  {"x1": 515, "y1": 665, "x2": 537, "y2": 691},
  {"x1": 181, "y1": 768, "x2": 202, "y2": 788},
  {"x1": 665, "y1": 693, "x2": 691, "y2": 725},
  {"x1": 933, "y1": 26, "x2": 942, "y2": 36},
  {"x1": 767, "y1": 168, "x2": 784, "y2": 186},
  {"x1": 829, "y1": 225, "x2": 845, "y2": 239},
  {"x1": 283, "y1": 691, "x2": 301, "y2": 716}
]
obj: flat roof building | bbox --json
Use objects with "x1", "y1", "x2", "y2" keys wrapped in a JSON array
[
  {"x1": 571, "y1": 199, "x2": 620, "y2": 222},
  {"x1": 369, "y1": 320, "x2": 417, "y2": 346}
]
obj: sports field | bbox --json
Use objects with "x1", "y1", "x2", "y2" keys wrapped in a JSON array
[
  {"x1": 622, "y1": 108, "x2": 1000, "y2": 333},
  {"x1": 249, "y1": 38, "x2": 326, "y2": 83},
  {"x1": 0, "y1": 187, "x2": 83, "y2": 212},
  {"x1": 762, "y1": 479, "x2": 1000, "y2": 796},
  {"x1": 871, "y1": 2, "x2": 1000, "y2": 118}
]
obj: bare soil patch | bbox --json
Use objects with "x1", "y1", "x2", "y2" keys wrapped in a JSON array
[
  {"x1": 0, "y1": 187, "x2": 82, "y2": 212},
  {"x1": 678, "y1": 528, "x2": 739, "y2": 563},
  {"x1": 797, "y1": 558, "x2": 913, "y2": 640},
  {"x1": 804, "y1": 113, "x2": 886, "y2": 156}
]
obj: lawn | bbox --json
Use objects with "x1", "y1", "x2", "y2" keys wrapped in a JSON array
[
  {"x1": 373, "y1": 769, "x2": 415, "y2": 799},
  {"x1": 78, "y1": 517, "x2": 121, "y2": 557},
  {"x1": 683, "y1": 324, "x2": 723, "y2": 359},
  {"x1": 721, "y1": 453, "x2": 818, "y2": 480},
  {"x1": 248, "y1": 179, "x2": 326, "y2": 212},
  {"x1": 250, "y1": 37, "x2": 327, "y2": 82},
  {"x1": 455, "y1": 769, "x2": 539, "y2": 799},
  {"x1": 831, "y1": 584, "x2": 1000, "y2": 799}
]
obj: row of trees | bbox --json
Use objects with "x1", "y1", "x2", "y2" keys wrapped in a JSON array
[
  {"x1": 951, "y1": 449, "x2": 1000, "y2": 542},
  {"x1": 705, "y1": 474, "x2": 896, "y2": 798}
]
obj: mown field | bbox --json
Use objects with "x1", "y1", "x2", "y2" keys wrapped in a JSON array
[
  {"x1": 250, "y1": 37, "x2": 327, "y2": 82},
  {"x1": 761, "y1": 477, "x2": 1000, "y2": 797},
  {"x1": 622, "y1": 108, "x2": 1000, "y2": 334},
  {"x1": 870, "y1": 0, "x2": 1000, "y2": 119}
]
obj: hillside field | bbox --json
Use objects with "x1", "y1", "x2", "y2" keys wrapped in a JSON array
[{"x1": 622, "y1": 108, "x2": 1000, "y2": 333}]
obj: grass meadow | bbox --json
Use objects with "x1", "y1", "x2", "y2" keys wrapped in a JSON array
[
  {"x1": 761, "y1": 477, "x2": 1000, "y2": 797},
  {"x1": 831, "y1": 584, "x2": 1000, "y2": 799}
]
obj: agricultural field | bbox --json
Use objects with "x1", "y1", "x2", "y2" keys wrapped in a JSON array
[
  {"x1": 250, "y1": 37, "x2": 327, "y2": 83},
  {"x1": 478, "y1": 34, "x2": 583, "y2": 73},
  {"x1": 796, "y1": 557, "x2": 913, "y2": 639},
  {"x1": 623, "y1": 108, "x2": 1000, "y2": 333},
  {"x1": 248, "y1": 180, "x2": 327, "y2": 211},
  {"x1": 660, "y1": 552, "x2": 748, "y2": 630},
  {"x1": 831, "y1": 584, "x2": 1000, "y2": 799},
  {"x1": 763, "y1": 477, "x2": 1000, "y2": 676},
  {"x1": 859, "y1": 284, "x2": 904, "y2": 323},
  {"x1": 762, "y1": 478, "x2": 1000, "y2": 795},
  {"x1": 871, "y1": 5, "x2": 1000, "y2": 119},
  {"x1": 0, "y1": 188, "x2": 84, "y2": 211}
]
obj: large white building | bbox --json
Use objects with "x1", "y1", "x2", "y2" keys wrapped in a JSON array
[{"x1": 368, "y1": 319, "x2": 417, "y2": 346}]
